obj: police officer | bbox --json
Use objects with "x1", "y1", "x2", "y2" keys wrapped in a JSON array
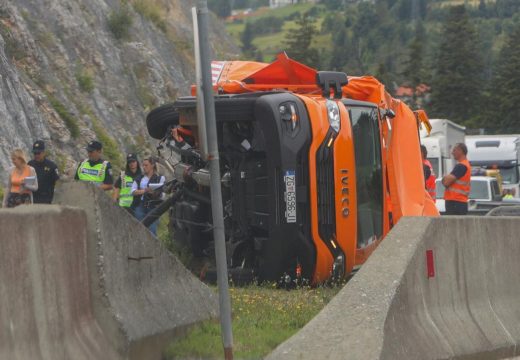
[
  {"x1": 113, "y1": 153, "x2": 142, "y2": 214},
  {"x1": 27, "y1": 140, "x2": 60, "y2": 204},
  {"x1": 442, "y1": 143, "x2": 471, "y2": 215},
  {"x1": 74, "y1": 140, "x2": 113, "y2": 190}
]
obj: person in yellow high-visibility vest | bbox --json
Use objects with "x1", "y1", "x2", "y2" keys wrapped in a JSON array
[
  {"x1": 113, "y1": 153, "x2": 142, "y2": 215},
  {"x1": 74, "y1": 140, "x2": 113, "y2": 190}
]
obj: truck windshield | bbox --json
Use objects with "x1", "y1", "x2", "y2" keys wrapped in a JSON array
[
  {"x1": 348, "y1": 106, "x2": 383, "y2": 248},
  {"x1": 498, "y1": 166, "x2": 519, "y2": 184},
  {"x1": 470, "y1": 180, "x2": 490, "y2": 200}
]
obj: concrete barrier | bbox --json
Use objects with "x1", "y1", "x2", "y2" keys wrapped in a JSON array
[
  {"x1": 269, "y1": 216, "x2": 520, "y2": 359},
  {"x1": 486, "y1": 206, "x2": 520, "y2": 216},
  {"x1": 51, "y1": 182, "x2": 218, "y2": 359},
  {"x1": 0, "y1": 206, "x2": 120, "y2": 359}
]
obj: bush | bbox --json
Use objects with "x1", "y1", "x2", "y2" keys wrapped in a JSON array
[
  {"x1": 132, "y1": 0, "x2": 167, "y2": 32},
  {"x1": 108, "y1": 5, "x2": 133, "y2": 40},
  {"x1": 76, "y1": 68, "x2": 95, "y2": 93},
  {"x1": 47, "y1": 94, "x2": 80, "y2": 139},
  {"x1": 250, "y1": 16, "x2": 283, "y2": 35},
  {"x1": 91, "y1": 117, "x2": 123, "y2": 170}
]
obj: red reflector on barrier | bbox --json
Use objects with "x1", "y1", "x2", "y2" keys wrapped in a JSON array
[{"x1": 426, "y1": 250, "x2": 435, "y2": 278}]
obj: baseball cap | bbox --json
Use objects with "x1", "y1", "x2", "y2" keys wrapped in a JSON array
[
  {"x1": 32, "y1": 140, "x2": 45, "y2": 153},
  {"x1": 126, "y1": 153, "x2": 138, "y2": 162},
  {"x1": 86, "y1": 140, "x2": 102, "y2": 152}
]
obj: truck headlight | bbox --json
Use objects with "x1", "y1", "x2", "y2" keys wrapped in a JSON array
[
  {"x1": 279, "y1": 101, "x2": 300, "y2": 135},
  {"x1": 326, "y1": 100, "x2": 340, "y2": 133}
]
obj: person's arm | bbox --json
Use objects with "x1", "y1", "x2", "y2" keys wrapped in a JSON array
[
  {"x1": 74, "y1": 162, "x2": 81, "y2": 180},
  {"x1": 22, "y1": 166, "x2": 38, "y2": 192},
  {"x1": 112, "y1": 177, "x2": 122, "y2": 201},
  {"x1": 100, "y1": 162, "x2": 114, "y2": 191},
  {"x1": 2, "y1": 171, "x2": 12, "y2": 208},
  {"x1": 131, "y1": 179, "x2": 145, "y2": 196},
  {"x1": 442, "y1": 164, "x2": 467, "y2": 187},
  {"x1": 423, "y1": 164, "x2": 431, "y2": 181},
  {"x1": 51, "y1": 162, "x2": 60, "y2": 184}
]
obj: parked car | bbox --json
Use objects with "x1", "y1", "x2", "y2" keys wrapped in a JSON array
[{"x1": 436, "y1": 176, "x2": 503, "y2": 215}]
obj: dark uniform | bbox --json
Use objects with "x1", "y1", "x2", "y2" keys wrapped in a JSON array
[
  {"x1": 28, "y1": 140, "x2": 60, "y2": 204},
  {"x1": 28, "y1": 158, "x2": 59, "y2": 204}
]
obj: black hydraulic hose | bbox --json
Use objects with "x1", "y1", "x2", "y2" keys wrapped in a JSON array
[
  {"x1": 183, "y1": 188, "x2": 212, "y2": 204},
  {"x1": 142, "y1": 190, "x2": 183, "y2": 227}
]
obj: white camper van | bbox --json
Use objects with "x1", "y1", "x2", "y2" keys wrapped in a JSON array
[
  {"x1": 466, "y1": 135, "x2": 520, "y2": 197},
  {"x1": 420, "y1": 119, "x2": 466, "y2": 178}
]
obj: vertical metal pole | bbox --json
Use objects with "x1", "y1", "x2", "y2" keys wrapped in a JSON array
[
  {"x1": 195, "y1": 2, "x2": 234, "y2": 359},
  {"x1": 192, "y1": 7, "x2": 208, "y2": 160}
]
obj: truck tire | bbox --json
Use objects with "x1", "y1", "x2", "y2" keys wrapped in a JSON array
[{"x1": 146, "y1": 103, "x2": 180, "y2": 139}]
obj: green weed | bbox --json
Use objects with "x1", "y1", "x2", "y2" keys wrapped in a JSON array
[
  {"x1": 131, "y1": 0, "x2": 167, "y2": 32},
  {"x1": 107, "y1": 5, "x2": 133, "y2": 40},
  {"x1": 76, "y1": 67, "x2": 95, "y2": 93},
  {"x1": 164, "y1": 284, "x2": 341, "y2": 359},
  {"x1": 47, "y1": 94, "x2": 81, "y2": 139}
]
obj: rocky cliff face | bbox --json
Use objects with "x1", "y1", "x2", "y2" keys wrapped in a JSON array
[{"x1": 0, "y1": 0, "x2": 237, "y2": 182}]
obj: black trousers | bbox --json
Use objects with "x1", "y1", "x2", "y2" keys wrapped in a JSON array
[{"x1": 445, "y1": 200, "x2": 468, "y2": 215}]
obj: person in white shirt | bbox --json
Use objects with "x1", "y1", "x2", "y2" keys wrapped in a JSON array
[{"x1": 131, "y1": 157, "x2": 165, "y2": 235}]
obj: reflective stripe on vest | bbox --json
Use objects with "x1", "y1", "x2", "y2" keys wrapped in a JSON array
[
  {"x1": 445, "y1": 159, "x2": 471, "y2": 203},
  {"x1": 119, "y1": 172, "x2": 134, "y2": 207},
  {"x1": 423, "y1": 159, "x2": 436, "y2": 202},
  {"x1": 77, "y1": 160, "x2": 108, "y2": 183}
]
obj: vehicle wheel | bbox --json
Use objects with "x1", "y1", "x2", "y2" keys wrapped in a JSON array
[{"x1": 146, "y1": 103, "x2": 180, "y2": 139}]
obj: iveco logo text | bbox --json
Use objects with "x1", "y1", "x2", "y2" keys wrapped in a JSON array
[{"x1": 340, "y1": 169, "x2": 350, "y2": 217}]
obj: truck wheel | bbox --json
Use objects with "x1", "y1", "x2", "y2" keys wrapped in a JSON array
[{"x1": 146, "y1": 103, "x2": 180, "y2": 139}]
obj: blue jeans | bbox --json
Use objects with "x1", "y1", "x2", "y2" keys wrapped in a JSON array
[{"x1": 134, "y1": 204, "x2": 158, "y2": 235}]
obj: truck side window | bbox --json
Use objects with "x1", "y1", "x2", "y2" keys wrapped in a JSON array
[{"x1": 348, "y1": 106, "x2": 383, "y2": 248}]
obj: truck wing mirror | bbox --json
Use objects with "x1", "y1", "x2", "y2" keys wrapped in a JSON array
[{"x1": 316, "y1": 71, "x2": 348, "y2": 99}]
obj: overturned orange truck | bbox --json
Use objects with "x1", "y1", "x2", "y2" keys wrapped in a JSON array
[{"x1": 146, "y1": 53, "x2": 438, "y2": 284}]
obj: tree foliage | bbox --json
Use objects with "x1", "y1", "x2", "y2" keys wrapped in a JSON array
[
  {"x1": 284, "y1": 13, "x2": 319, "y2": 68},
  {"x1": 429, "y1": 6, "x2": 483, "y2": 126},
  {"x1": 492, "y1": 23, "x2": 520, "y2": 133}
]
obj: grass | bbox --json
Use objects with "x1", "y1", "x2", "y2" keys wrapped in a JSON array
[
  {"x1": 108, "y1": 4, "x2": 133, "y2": 40},
  {"x1": 75, "y1": 102, "x2": 124, "y2": 170},
  {"x1": 47, "y1": 94, "x2": 81, "y2": 139},
  {"x1": 131, "y1": 0, "x2": 167, "y2": 32},
  {"x1": 226, "y1": 4, "x2": 327, "y2": 61},
  {"x1": 76, "y1": 67, "x2": 95, "y2": 93},
  {"x1": 164, "y1": 284, "x2": 342, "y2": 359}
]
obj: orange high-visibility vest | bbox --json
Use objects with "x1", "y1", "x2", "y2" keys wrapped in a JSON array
[
  {"x1": 423, "y1": 159, "x2": 436, "y2": 203},
  {"x1": 444, "y1": 159, "x2": 471, "y2": 203}
]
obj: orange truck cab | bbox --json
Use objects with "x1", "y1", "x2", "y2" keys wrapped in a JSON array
[{"x1": 146, "y1": 53, "x2": 438, "y2": 284}]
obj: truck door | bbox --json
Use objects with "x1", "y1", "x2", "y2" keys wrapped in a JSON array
[{"x1": 346, "y1": 104, "x2": 383, "y2": 248}]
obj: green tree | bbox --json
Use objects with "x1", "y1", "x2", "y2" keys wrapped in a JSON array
[
  {"x1": 402, "y1": 22, "x2": 426, "y2": 89},
  {"x1": 284, "y1": 13, "x2": 320, "y2": 68},
  {"x1": 240, "y1": 22, "x2": 257, "y2": 58},
  {"x1": 208, "y1": 0, "x2": 231, "y2": 18},
  {"x1": 492, "y1": 23, "x2": 520, "y2": 133},
  {"x1": 430, "y1": 6, "x2": 483, "y2": 126}
]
